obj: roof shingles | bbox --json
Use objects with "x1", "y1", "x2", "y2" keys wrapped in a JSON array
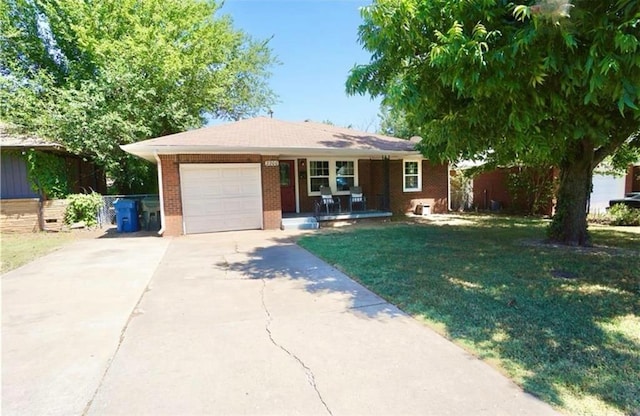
[
  {"x1": 0, "y1": 123, "x2": 65, "y2": 149},
  {"x1": 123, "y1": 117, "x2": 417, "y2": 161}
]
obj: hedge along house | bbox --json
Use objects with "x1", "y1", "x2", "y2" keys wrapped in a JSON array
[{"x1": 122, "y1": 117, "x2": 449, "y2": 236}]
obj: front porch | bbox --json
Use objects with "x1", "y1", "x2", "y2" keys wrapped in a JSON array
[{"x1": 281, "y1": 210, "x2": 393, "y2": 230}]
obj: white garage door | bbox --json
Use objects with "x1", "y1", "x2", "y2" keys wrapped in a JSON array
[
  {"x1": 180, "y1": 163, "x2": 263, "y2": 234},
  {"x1": 590, "y1": 173, "x2": 626, "y2": 214}
]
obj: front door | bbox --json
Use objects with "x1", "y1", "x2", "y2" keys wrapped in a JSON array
[{"x1": 280, "y1": 160, "x2": 296, "y2": 213}]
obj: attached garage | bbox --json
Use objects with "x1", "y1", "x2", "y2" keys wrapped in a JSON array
[
  {"x1": 180, "y1": 163, "x2": 263, "y2": 234},
  {"x1": 122, "y1": 117, "x2": 435, "y2": 237}
]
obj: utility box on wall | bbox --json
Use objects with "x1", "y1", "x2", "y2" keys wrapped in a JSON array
[{"x1": 414, "y1": 204, "x2": 431, "y2": 216}]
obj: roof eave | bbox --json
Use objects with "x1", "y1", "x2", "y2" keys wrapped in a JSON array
[{"x1": 121, "y1": 144, "x2": 422, "y2": 163}]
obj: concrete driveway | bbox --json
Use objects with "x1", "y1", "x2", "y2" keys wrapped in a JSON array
[{"x1": 2, "y1": 230, "x2": 558, "y2": 415}]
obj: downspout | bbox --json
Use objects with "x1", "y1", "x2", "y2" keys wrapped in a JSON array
[{"x1": 153, "y1": 151, "x2": 165, "y2": 236}]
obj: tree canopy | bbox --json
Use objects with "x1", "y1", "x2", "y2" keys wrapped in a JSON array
[
  {"x1": 378, "y1": 104, "x2": 412, "y2": 139},
  {"x1": 348, "y1": 0, "x2": 640, "y2": 245},
  {"x1": 1, "y1": 0, "x2": 276, "y2": 193}
]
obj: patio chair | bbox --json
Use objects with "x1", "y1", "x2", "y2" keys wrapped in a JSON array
[
  {"x1": 316, "y1": 186, "x2": 341, "y2": 214},
  {"x1": 349, "y1": 186, "x2": 367, "y2": 211}
]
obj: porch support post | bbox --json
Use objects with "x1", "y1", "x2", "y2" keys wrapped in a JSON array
[{"x1": 383, "y1": 156, "x2": 390, "y2": 211}]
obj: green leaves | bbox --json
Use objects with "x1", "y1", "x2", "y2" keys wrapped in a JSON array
[
  {"x1": 1, "y1": 0, "x2": 277, "y2": 193},
  {"x1": 24, "y1": 149, "x2": 69, "y2": 199},
  {"x1": 513, "y1": 5, "x2": 531, "y2": 22},
  {"x1": 349, "y1": 0, "x2": 640, "y2": 162},
  {"x1": 614, "y1": 32, "x2": 639, "y2": 53},
  {"x1": 347, "y1": 0, "x2": 640, "y2": 245},
  {"x1": 64, "y1": 192, "x2": 104, "y2": 227}
]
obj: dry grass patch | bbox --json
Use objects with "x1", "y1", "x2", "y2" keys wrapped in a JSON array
[{"x1": 2, "y1": 231, "x2": 80, "y2": 274}]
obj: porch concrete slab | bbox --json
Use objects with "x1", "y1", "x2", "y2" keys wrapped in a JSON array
[
  {"x1": 88, "y1": 230, "x2": 558, "y2": 416},
  {"x1": 1, "y1": 235, "x2": 171, "y2": 416}
]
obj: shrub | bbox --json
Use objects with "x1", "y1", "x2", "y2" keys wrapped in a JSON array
[
  {"x1": 607, "y1": 204, "x2": 640, "y2": 226},
  {"x1": 507, "y1": 166, "x2": 555, "y2": 215},
  {"x1": 64, "y1": 193, "x2": 104, "y2": 227}
]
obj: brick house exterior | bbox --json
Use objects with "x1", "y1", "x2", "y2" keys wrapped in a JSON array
[
  {"x1": 124, "y1": 118, "x2": 449, "y2": 236},
  {"x1": 625, "y1": 164, "x2": 640, "y2": 194},
  {"x1": 470, "y1": 167, "x2": 556, "y2": 216},
  {"x1": 1, "y1": 125, "x2": 107, "y2": 200}
]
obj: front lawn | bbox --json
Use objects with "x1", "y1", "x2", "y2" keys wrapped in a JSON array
[
  {"x1": 298, "y1": 215, "x2": 639, "y2": 416},
  {"x1": 1, "y1": 232, "x2": 77, "y2": 274}
]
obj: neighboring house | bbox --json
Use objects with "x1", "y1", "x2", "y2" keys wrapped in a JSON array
[
  {"x1": 590, "y1": 163, "x2": 640, "y2": 214},
  {"x1": 590, "y1": 173, "x2": 626, "y2": 214},
  {"x1": 0, "y1": 124, "x2": 107, "y2": 232},
  {"x1": 471, "y1": 168, "x2": 514, "y2": 212},
  {"x1": 455, "y1": 161, "x2": 640, "y2": 216},
  {"x1": 625, "y1": 163, "x2": 640, "y2": 194},
  {"x1": 455, "y1": 166, "x2": 555, "y2": 215},
  {"x1": 123, "y1": 117, "x2": 449, "y2": 236}
]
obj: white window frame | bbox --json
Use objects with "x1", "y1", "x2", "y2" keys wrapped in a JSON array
[
  {"x1": 308, "y1": 160, "x2": 330, "y2": 195},
  {"x1": 307, "y1": 158, "x2": 359, "y2": 196},
  {"x1": 403, "y1": 159, "x2": 422, "y2": 192}
]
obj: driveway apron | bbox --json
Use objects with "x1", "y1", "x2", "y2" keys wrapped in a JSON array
[
  {"x1": 86, "y1": 230, "x2": 558, "y2": 416},
  {"x1": 2, "y1": 235, "x2": 171, "y2": 416}
]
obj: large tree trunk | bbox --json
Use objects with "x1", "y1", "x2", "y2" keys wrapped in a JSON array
[{"x1": 548, "y1": 139, "x2": 594, "y2": 246}]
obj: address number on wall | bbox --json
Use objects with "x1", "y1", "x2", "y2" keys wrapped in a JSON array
[{"x1": 264, "y1": 160, "x2": 279, "y2": 167}]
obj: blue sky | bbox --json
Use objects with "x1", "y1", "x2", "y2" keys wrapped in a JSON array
[{"x1": 219, "y1": 0, "x2": 381, "y2": 131}]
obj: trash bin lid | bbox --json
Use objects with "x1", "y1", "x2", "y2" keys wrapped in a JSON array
[{"x1": 114, "y1": 199, "x2": 137, "y2": 209}]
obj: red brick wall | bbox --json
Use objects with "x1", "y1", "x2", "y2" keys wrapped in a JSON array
[
  {"x1": 472, "y1": 167, "x2": 554, "y2": 215},
  {"x1": 296, "y1": 158, "x2": 448, "y2": 214},
  {"x1": 261, "y1": 156, "x2": 282, "y2": 230},
  {"x1": 386, "y1": 160, "x2": 449, "y2": 214},
  {"x1": 158, "y1": 154, "x2": 281, "y2": 236},
  {"x1": 473, "y1": 169, "x2": 510, "y2": 211},
  {"x1": 626, "y1": 165, "x2": 640, "y2": 193}
]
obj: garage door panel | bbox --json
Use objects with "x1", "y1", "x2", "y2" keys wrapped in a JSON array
[
  {"x1": 179, "y1": 164, "x2": 263, "y2": 234},
  {"x1": 186, "y1": 215, "x2": 260, "y2": 234},
  {"x1": 192, "y1": 187, "x2": 255, "y2": 199},
  {"x1": 184, "y1": 196, "x2": 261, "y2": 217}
]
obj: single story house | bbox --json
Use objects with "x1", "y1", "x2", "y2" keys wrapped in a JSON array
[
  {"x1": 122, "y1": 117, "x2": 449, "y2": 236},
  {"x1": 0, "y1": 124, "x2": 107, "y2": 232},
  {"x1": 0, "y1": 124, "x2": 107, "y2": 199}
]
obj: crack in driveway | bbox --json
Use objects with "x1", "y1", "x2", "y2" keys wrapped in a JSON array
[
  {"x1": 81, "y1": 273, "x2": 155, "y2": 416},
  {"x1": 260, "y1": 279, "x2": 333, "y2": 415}
]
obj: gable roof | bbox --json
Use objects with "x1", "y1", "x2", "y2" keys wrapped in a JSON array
[{"x1": 122, "y1": 117, "x2": 420, "y2": 162}]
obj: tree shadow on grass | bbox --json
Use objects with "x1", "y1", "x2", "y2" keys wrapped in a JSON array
[
  {"x1": 217, "y1": 236, "x2": 405, "y2": 320},
  {"x1": 299, "y1": 224, "x2": 640, "y2": 415}
]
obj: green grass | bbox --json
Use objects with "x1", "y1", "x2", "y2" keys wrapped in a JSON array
[
  {"x1": 1, "y1": 232, "x2": 77, "y2": 274},
  {"x1": 299, "y1": 215, "x2": 640, "y2": 416}
]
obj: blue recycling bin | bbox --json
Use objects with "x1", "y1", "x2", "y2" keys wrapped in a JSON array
[{"x1": 114, "y1": 199, "x2": 139, "y2": 232}]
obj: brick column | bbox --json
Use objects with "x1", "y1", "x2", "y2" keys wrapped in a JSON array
[
  {"x1": 159, "y1": 155, "x2": 183, "y2": 236},
  {"x1": 261, "y1": 157, "x2": 282, "y2": 229}
]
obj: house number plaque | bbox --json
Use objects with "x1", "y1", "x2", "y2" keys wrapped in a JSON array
[{"x1": 264, "y1": 160, "x2": 279, "y2": 167}]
